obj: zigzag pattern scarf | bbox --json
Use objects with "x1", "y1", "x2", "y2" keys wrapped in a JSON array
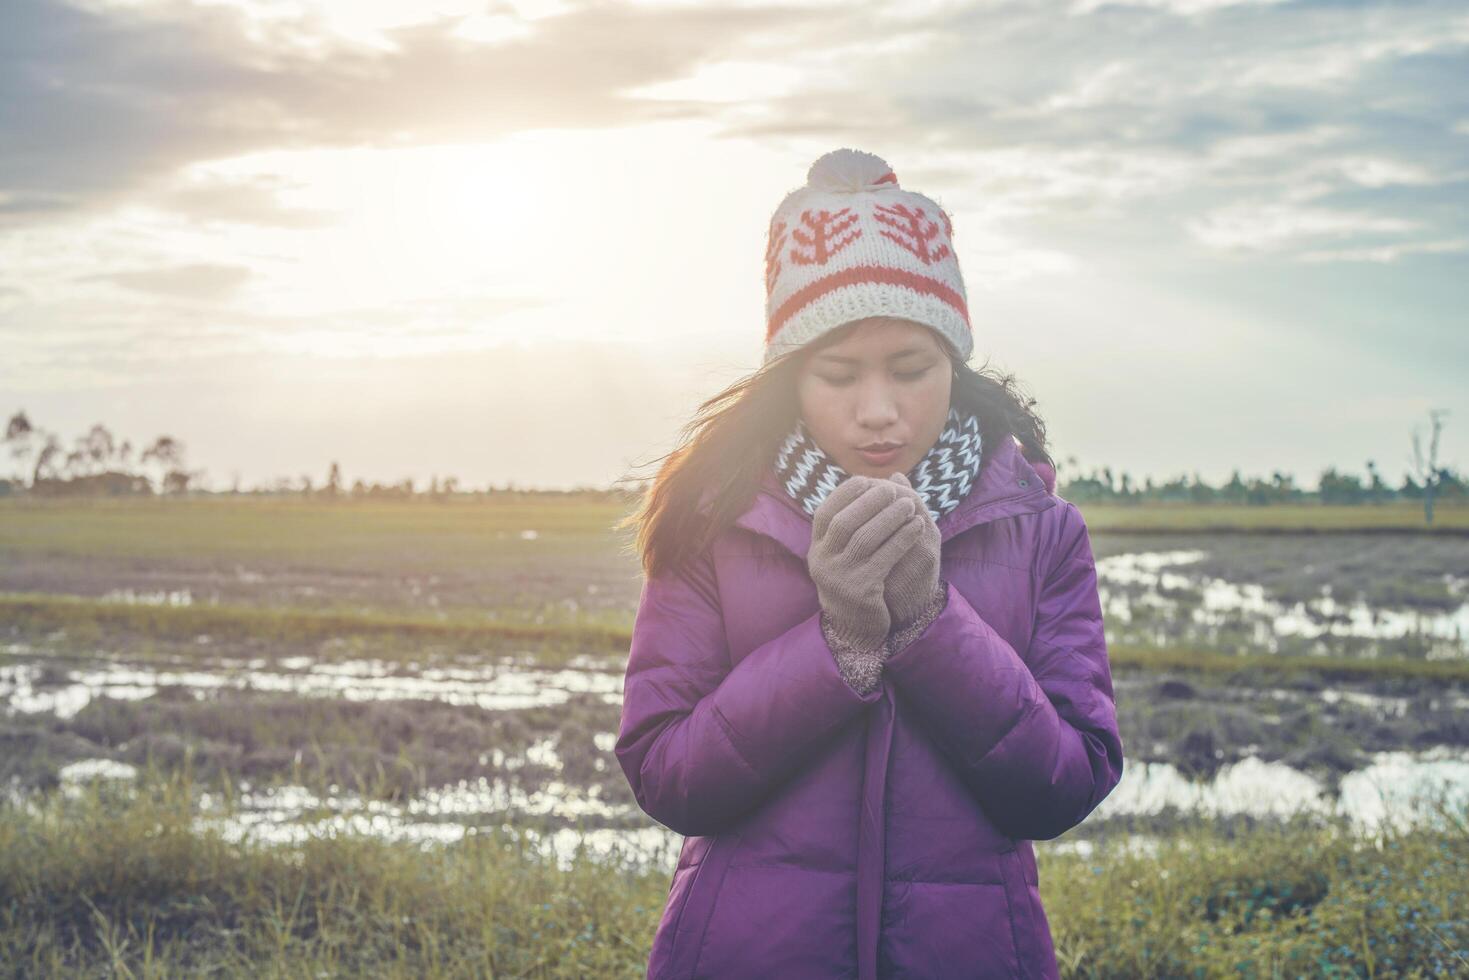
[{"x1": 773, "y1": 406, "x2": 984, "y2": 523}]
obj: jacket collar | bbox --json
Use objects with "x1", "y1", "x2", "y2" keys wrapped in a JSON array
[{"x1": 711, "y1": 436, "x2": 1058, "y2": 561}]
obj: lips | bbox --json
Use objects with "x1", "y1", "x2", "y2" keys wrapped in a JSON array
[
  {"x1": 857, "y1": 443, "x2": 904, "y2": 465},
  {"x1": 858, "y1": 442, "x2": 903, "y2": 452}
]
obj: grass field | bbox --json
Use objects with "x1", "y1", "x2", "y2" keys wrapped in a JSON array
[
  {"x1": 2, "y1": 495, "x2": 1467, "y2": 975},
  {"x1": 2, "y1": 765, "x2": 1463, "y2": 978},
  {"x1": 1079, "y1": 501, "x2": 1468, "y2": 534},
  {"x1": 2, "y1": 497, "x2": 1464, "y2": 566}
]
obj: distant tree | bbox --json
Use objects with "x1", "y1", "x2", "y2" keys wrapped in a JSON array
[
  {"x1": 32, "y1": 433, "x2": 61, "y2": 484},
  {"x1": 1188, "y1": 471, "x2": 1214, "y2": 504},
  {"x1": 1364, "y1": 459, "x2": 1391, "y2": 505},
  {"x1": 1269, "y1": 471, "x2": 1301, "y2": 502},
  {"x1": 162, "y1": 469, "x2": 198, "y2": 494},
  {"x1": 1318, "y1": 466, "x2": 1365, "y2": 504},
  {"x1": 326, "y1": 462, "x2": 342, "y2": 497},
  {"x1": 81, "y1": 423, "x2": 116, "y2": 475},
  {"x1": 140, "y1": 436, "x2": 185, "y2": 492},
  {"x1": 1220, "y1": 469, "x2": 1247, "y2": 505},
  {"x1": 4, "y1": 411, "x2": 35, "y2": 482},
  {"x1": 1440, "y1": 468, "x2": 1467, "y2": 500},
  {"x1": 1409, "y1": 408, "x2": 1450, "y2": 524}
]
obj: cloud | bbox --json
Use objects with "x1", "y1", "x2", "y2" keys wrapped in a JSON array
[
  {"x1": 6, "y1": 0, "x2": 1466, "y2": 264},
  {"x1": 154, "y1": 173, "x2": 338, "y2": 228},
  {"x1": 1297, "y1": 237, "x2": 1469, "y2": 264},
  {"x1": 79, "y1": 262, "x2": 255, "y2": 299},
  {"x1": 1187, "y1": 203, "x2": 1420, "y2": 251},
  {"x1": 0, "y1": 0, "x2": 827, "y2": 226},
  {"x1": 1068, "y1": 0, "x2": 1289, "y2": 14}
]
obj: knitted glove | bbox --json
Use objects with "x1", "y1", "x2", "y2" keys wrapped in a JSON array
[
  {"x1": 809, "y1": 476, "x2": 926, "y2": 665},
  {"x1": 883, "y1": 472, "x2": 944, "y2": 628},
  {"x1": 885, "y1": 579, "x2": 949, "y2": 658}
]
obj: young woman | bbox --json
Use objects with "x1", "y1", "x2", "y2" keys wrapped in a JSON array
[{"x1": 615, "y1": 148, "x2": 1124, "y2": 979}]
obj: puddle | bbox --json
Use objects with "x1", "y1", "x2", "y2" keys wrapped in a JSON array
[
  {"x1": 0, "y1": 657, "x2": 624, "y2": 718},
  {"x1": 1040, "y1": 834, "x2": 1164, "y2": 859},
  {"x1": 100, "y1": 588, "x2": 196, "y2": 606},
  {"x1": 45, "y1": 749, "x2": 677, "y2": 872},
  {"x1": 1096, "y1": 550, "x2": 1469, "y2": 657},
  {"x1": 1098, "y1": 746, "x2": 1469, "y2": 833},
  {"x1": 58, "y1": 758, "x2": 139, "y2": 788},
  {"x1": 42, "y1": 741, "x2": 1469, "y2": 874}
]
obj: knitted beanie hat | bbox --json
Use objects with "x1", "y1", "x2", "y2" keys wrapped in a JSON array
[{"x1": 762, "y1": 148, "x2": 973, "y2": 366}]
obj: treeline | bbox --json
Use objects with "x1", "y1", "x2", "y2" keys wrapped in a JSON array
[
  {"x1": 2, "y1": 413, "x2": 195, "y2": 496},
  {"x1": 0, "y1": 413, "x2": 620, "y2": 500},
  {"x1": 1056, "y1": 463, "x2": 1465, "y2": 505},
  {"x1": 3, "y1": 410, "x2": 1462, "y2": 509}
]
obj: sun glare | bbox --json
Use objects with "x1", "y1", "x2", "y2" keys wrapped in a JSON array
[{"x1": 171, "y1": 123, "x2": 774, "y2": 358}]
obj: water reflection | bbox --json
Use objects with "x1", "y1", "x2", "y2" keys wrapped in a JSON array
[
  {"x1": 1099, "y1": 747, "x2": 1469, "y2": 833},
  {"x1": 1096, "y1": 549, "x2": 1469, "y2": 657},
  {"x1": 40, "y1": 743, "x2": 1466, "y2": 873},
  {"x1": 0, "y1": 656, "x2": 624, "y2": 718}
]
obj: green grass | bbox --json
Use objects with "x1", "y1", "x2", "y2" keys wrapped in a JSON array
[
  {"x1": 0, "y1": 496, "x2": 637, "y2": 566},
  {"x1": 1104, "y1": 643, "x2": 1469, "y2": 684},
  {"x1": 1040, "y1": 802, "x2": 1469, "y2": 978},
  {"x1": 0, "y1": 762, "x2": 671, "y2": 978},
  {"x1": 8, "y1": 591, "x2": 1469, "y2": 683},
  {"x1": 0, "y1": 592, "x2": 632, "y2": 667},
  {"x1": 1080, "y1": 502, "x2": 1468, "y2": 534},
  {"x1": 1, "y1": 499, "x2": 1464, "y2": 574},
  {"x1": 3, "y1": 763, "x2": 1464, "y2": 978}
]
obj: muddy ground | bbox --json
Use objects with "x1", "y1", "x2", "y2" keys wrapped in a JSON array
[{"x1": 3, "y1": 506, "x2": 1466, "y2": 849}]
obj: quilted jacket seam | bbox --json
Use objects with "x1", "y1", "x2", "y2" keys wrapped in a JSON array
[
  {"x1": 970, "y1": 693, "x2": 1046, "y2": 773},
  {"x1": 943, "y1": 554, "x2": 1034, "y2": 572},
  {"x1": 727, "y1": 861, "x2": 854, "y2": 876},
  {"x1": 710, "y1": 703, "x2": 760, "y2": 780}
]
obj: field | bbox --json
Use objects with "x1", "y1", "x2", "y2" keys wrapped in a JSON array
[{"x1": 2, "y1": 495, "x2": 1467, "y2": 976}]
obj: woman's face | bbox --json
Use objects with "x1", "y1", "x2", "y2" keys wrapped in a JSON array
[{"x1": 795, "y1": 317, "x2": 953, "y2": 479}]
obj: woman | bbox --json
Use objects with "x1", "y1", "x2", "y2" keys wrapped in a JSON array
[{"x1": 615, "y1": 148, "x2": 1124, "y2": 979}]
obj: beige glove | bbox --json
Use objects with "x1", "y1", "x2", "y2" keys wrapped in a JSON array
[
  {"x1": 808, "y1": 476, "x2": 926, "y2": 652},
  {"x1": 884, "y1": 472, "x2": 943, "y2": 627}
]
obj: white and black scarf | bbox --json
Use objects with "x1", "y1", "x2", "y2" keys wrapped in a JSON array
[{"x1": 773, "y1": 406, "x2": 984, "y2": 523}]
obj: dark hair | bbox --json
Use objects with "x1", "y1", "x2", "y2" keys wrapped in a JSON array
[{"x1": 616, "y1": 328, "x2": 1054, "y2": 580}]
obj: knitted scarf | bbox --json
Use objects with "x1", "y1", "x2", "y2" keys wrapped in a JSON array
[{"x1": 773, "y1": 406, "x2": 983, "y2": 523}]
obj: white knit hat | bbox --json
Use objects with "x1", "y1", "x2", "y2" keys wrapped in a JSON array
[{"x1": 762, "y1": 148, "x2": 972, "y2": 366}]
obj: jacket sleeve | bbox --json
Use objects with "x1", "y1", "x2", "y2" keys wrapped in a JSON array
[
  {"x1": 881, "y1": 499, "x2": 1124, "y2": 841},
  {"x1": 615, "y1": 546, "x2": 884, "y2": 837}
]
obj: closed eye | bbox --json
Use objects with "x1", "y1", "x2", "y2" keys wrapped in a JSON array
[{"x1": 819, "y1": 367, "x2": 930, "y2": 386}]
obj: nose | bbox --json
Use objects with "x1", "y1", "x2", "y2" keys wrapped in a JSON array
[{"x1": 854, "y1": 375, "x2": 899, "y2": 431}]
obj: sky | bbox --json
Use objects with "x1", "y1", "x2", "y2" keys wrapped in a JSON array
[{"x1": 2, "y1": 0, "x2": 1465, "y2": 491}]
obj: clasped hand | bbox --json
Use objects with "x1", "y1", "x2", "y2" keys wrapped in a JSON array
[{"x1": 807, "y1": 473, "x2": 942, "y2": 652}]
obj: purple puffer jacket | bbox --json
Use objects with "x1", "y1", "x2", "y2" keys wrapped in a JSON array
[{"x1": 615, "y1": 435, "x2": 1124, "y2": 979}]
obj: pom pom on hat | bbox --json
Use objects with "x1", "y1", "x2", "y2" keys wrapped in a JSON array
[{"x1": 805, "y1": 148, "x2": 900, "y2": 194}]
